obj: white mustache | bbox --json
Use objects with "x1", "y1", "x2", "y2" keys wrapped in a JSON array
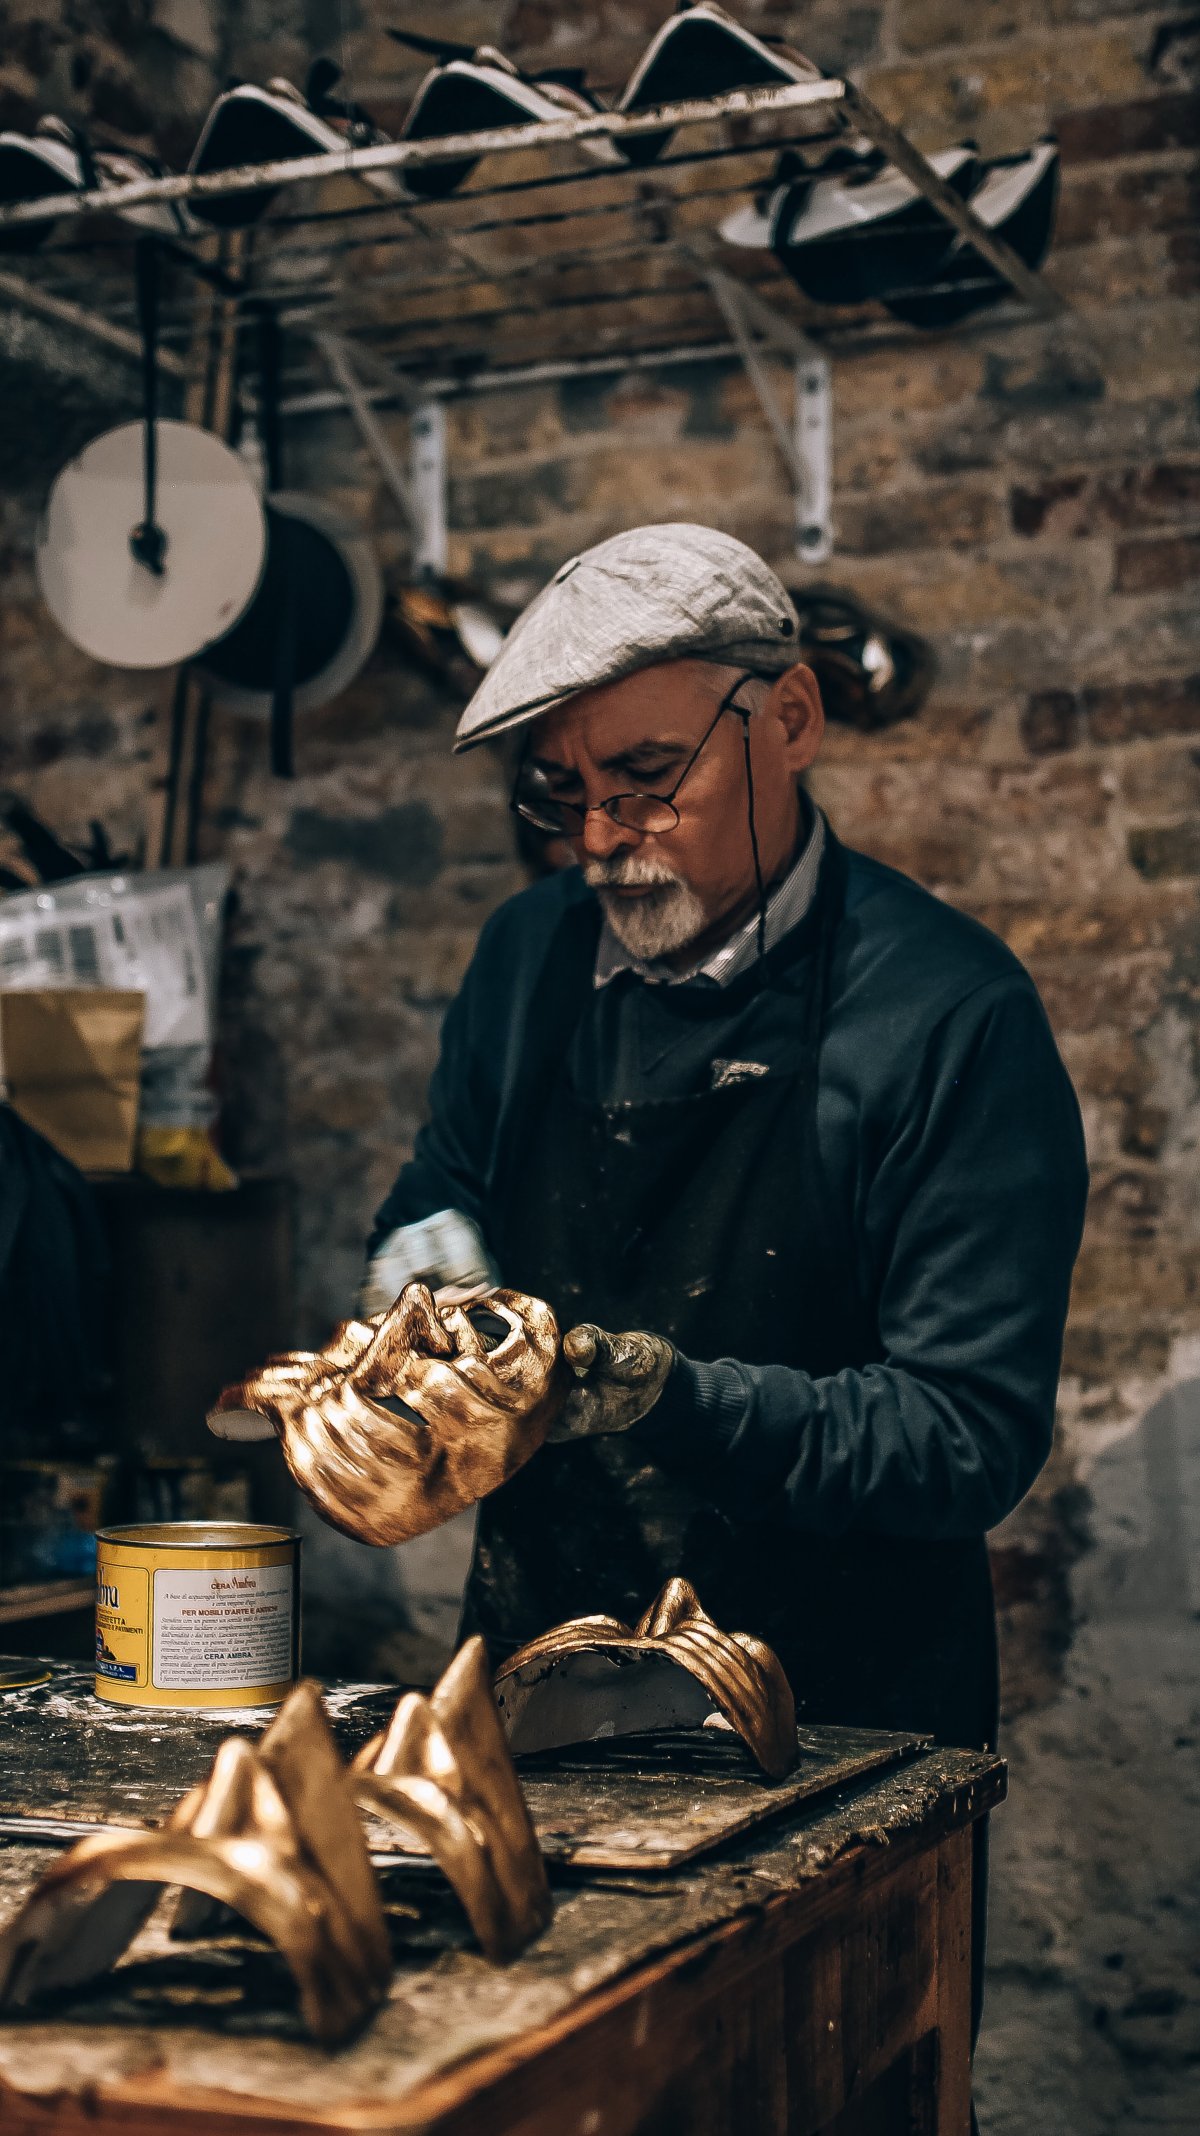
[{"x1": 583, "y1": 855, "x2": 685, "y2": 891}]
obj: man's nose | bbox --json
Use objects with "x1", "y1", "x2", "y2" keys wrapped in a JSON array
[{"x1": 579, "y1": 809, "x2": 640, "y2": 860}]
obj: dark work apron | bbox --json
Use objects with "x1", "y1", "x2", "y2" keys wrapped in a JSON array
[{"x1": 465, "y1": 840, "x2": 996, "y2": 2036}]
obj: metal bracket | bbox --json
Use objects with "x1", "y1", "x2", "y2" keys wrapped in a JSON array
[
  {"x1": 703, "y1": 265, "x2": 832, "y2": 565},
  {"x1": 410, "y1": 399, "x2": 448, "y2": 578},
  {"x1": 312, "y1": 330, "x2": 448, "y2": 576}
]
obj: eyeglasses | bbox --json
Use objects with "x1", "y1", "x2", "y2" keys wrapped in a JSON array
[{"x1": 510, "y1": 672, "x2": 760, "y2": 838}]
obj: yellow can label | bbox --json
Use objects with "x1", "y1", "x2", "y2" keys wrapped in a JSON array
[{"x1": 95, "y1": 1528, "x2": 299, "y2": 1709}]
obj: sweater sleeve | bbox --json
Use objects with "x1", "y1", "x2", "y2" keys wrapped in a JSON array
[{"x1": 642, "y1": 977, "x2": 1089, "y2": 1539}]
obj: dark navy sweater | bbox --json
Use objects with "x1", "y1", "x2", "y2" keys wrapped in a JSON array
[{"x1": 372, "y1": 840, "x2": 1089, "y2": 1543}]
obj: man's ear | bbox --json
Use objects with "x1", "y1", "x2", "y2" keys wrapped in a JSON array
[{"x1": 770, "y1": 662, "x2": 825, "y2": 770}]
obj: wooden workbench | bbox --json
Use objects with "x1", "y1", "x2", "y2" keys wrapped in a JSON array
[{"x1": 0, "y1": 1671, "x2": 1003, "y2": 2136}]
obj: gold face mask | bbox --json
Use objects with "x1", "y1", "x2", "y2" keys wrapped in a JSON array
[
  {"x1": 0, "y1": 1682, "x2": 391, "y2": 2046},
  {"x1": 494, "y1": 1577, "x2": 798, "y2": 1780},
  {"x1": 209, "y1": 1282, "x2": 566, "y2": 1546},
  {"x1": 352, "y1": 1635, "x2": 552, "y2": 1962}
]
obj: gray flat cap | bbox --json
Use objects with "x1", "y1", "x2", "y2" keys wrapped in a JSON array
[{"x1": 453, "y1": 523, "x2": 801, "y2": 750}]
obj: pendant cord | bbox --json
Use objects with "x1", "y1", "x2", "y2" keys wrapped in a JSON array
[
  {"x1": 738, "y1": 709, "x2": 769, "y2": 965},
  {"x1": 130, "y1": 237, "x2": 167, "y2": 575}
]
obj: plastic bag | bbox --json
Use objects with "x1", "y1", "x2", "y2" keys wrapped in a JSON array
[{"x1": 0, "y1": 865, "x2": 229, "y2": 1133}]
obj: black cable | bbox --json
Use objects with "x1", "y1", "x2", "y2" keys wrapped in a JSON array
[
  {"x1": 737, "y1": 708, "x2": 768, "y2": 965},
  {"x1": 129, "y1": 236, "x2": 167, "y2": 575}
]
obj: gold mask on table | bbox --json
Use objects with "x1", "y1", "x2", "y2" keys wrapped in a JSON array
[
  {"x1": 0, "y1": 1650, "x2": 554, "y2": 2038},
  {"x1": 0, "y1": 1681, "x2": 391, "y2": 2046},
  {"x1": 353, "y1": 1635, "x2": 552, "y2": 1962},
  {"x1": 495, "y1": 1576, "x2": 798, "y2": 1780},
  {"x1": 209, "y1": 1282, "x2": 566, "y2": 1546}
]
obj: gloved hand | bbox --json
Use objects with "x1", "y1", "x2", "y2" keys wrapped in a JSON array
[{"x1": 545, "y1": 1324, "x2": 676, "y2": 1442}]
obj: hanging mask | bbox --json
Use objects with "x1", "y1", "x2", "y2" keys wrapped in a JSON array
[
  {"x1": 390, "y1": 30, "x2": 612, "y2": 202},
  {"x1": 765, "y1": 143, "x2": 980, "y2": 307},
  {"x1": 791, "y1": 585, "x2": 935, "y2": 730},
  {"x1": 188, "y1": 64, "x2": 405, "y2": 228},
  {"x1": 209, "y1": 1282, "x2": 567, "y2": 1545},
  {"x1": 615, "y1": 3, "x2": 823, "y2": 166},
  {"x1": 884, "y1": 138, "x2": 1059, "y2": 329},
  {"x1": 0, "y1": 116, "x2": 193, "y2": 251}
]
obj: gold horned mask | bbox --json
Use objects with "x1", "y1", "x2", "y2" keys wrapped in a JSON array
[
  {"x1": 0, "y1": 1681, "x2": 391, "y2": 2046},
  {"x1": 0, "y1": 1651, "x2": 553, "y2": 2040},
  {"x1": 353, "y1": 1635, "x2": 552, "y2": 1962},
  {"x1": 209, "y1": 1282, "x2": 566, "y2": 1546},
  {"x1": 495, "y1": 1577, "x2": 798, "y2": 1780}
]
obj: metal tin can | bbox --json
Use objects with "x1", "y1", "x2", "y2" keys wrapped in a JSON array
[{"x1": 94, "y1": 1522, "x2": 301, "y2": 1710}]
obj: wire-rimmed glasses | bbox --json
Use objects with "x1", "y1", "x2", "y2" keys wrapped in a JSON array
[{"x1": 510, "y1": 672, "x2": 759, "y2": 837}]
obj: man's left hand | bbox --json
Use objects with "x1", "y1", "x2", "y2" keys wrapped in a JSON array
[{"x1": 546, "y1": 1324, "x2": 676, "y2": 1441}]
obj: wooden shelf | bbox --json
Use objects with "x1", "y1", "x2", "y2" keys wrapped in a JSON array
[{"x1": 0, "y1": 1578, "x2": 93, "y2": 1627}]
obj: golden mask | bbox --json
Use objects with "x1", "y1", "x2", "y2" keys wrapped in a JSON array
[
  {"x1": 495, "y1": 1576, "x2": 798, "y2": 1779},
  {"x1": 353, "y1": 1635, "x2": 552, "y2": 1961},
  {"x1": 0, "y1": 1681, "x2": 391, "y2": 2046},
  {"x1": 208, "y1": 1282, "x2": 566, "y2": 1545}
]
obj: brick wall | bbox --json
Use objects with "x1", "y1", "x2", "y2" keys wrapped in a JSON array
[
  {"x1": 1, "y1": 2, "x2": 1198, "y2": 2113},
  {"x1": 2, "y1": 0, "x2": 1198, "y2": 1653}
]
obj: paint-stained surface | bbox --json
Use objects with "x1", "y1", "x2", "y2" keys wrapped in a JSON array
[
  {"x1": 0, "y1": 1665, "x2": 924, "y2": 1871},
  {"x1": 0, "y1": 1738, "x2": 1003, "y2": 2120}
]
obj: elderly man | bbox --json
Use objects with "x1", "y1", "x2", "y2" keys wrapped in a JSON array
[{"x1": 370, "y1": 523, "x2": 1088, "y2": 1775}]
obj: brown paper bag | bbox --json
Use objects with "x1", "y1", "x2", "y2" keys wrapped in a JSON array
[{"x1": 0, "y1": 988, "x2": 145, "y2": 1173}]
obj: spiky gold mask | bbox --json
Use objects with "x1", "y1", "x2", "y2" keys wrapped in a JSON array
[
  {"x1": 209, "y1": 1282, "x2": 566, "y2": 1546},
  {"x1": 0, "y1": 1650, "x2": 554, "y2": 2040},
  {"x1": 0, "y1": 1682, "x2": 390, "y2": 2045},
  {"x1": 495, "y1": 1577, "x2": 798, "y2": 1780},
  {"x1": 353, "y1": 1635, "x2": 552, "y2": 1962}
]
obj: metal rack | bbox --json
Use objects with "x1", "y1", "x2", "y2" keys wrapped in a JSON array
[{"x1": 0, "y1": 77, "x2": 1065, "y2": 563}]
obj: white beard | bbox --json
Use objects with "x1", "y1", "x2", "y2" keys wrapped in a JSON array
[{"x1": 584, "y1": 855, "x2": 708, "y2": 960}]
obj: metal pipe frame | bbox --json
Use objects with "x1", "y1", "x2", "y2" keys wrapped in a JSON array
[{"x1": 0, "y1": 74, "x2": 1065, "y2": 323}]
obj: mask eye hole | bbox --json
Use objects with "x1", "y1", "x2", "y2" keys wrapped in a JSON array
[
  {"x1": 374, "y1": 1393, "x2": 426, "y2": 1423},
  {"x1": 466, "y1": 1305, "x2": 510, "y2": 1350}
]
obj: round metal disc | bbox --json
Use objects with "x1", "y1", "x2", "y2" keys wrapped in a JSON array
[
  {"x1": 0, "y1": 1657, "x2": 53, "y2": 1690},
  {"x1": 196, "y1": 491, "x2": 383, "y2": 716},
  {"x1": 36, "y1": 420, "x2": 267, "y2": 669}
]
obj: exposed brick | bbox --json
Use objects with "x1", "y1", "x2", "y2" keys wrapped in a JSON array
[
  {"x1": 1113, "y1": 531, "x2": 1200, "y2": 594},
  {"x1": 1011, "y1": 464, "x2": 1200, "y2": 540},
  {"x1": 1167, "y1": 226, "x2": 1200, "y2": 296},
  {"x1": 868, "y1": 29, "x2": 1149, "y2": 137},
  {"x1": 1021, "y1": 690, "x2": 1080, "y2": 755},
  {"x1": 970, "y1": 889, "x2": 1197, "y2": 961},
  {"x1": 1083, "y1": 675, "x2": 1200, "y2": 742},
  {"x1": 1118, "y1": 746, "x2": 1200, "y2": 817},
  {"x1": 286, "y1": 804, "x2": 444, "y2": 885},
  {"x1": 1028, "y1": 955, "x2": 1170, "y2": 1034},
  {"x1": 1128, "y1": 822, "x2": 1200, "y2": 879},
  {"x1": 0, "y1": 60, "x2": 40, "y2": 131},
  {"x1": 1057, "y1": 160, "x2": 1200, "y2": 249},
  {"x1": 1084, "y1": 1164, "x2": 1168, "y2": 1241},
  {"x1": 1061, "y1": 1321, "x2": 1174, "y2": 1378},
  {"x1": 1071, "y1": 1242, "x2": 1200, "y2": 1315},
  {"x1": 1055, "y1": 92, "x2": 1200, "y2": 162},
  {"x1": 836, "y1": 479, "x2": 1003, "y2": 556}
]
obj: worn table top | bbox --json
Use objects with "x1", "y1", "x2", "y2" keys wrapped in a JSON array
[
  {"x1": 0, "y1": 1665, "x2": 927, "y2": 1872},
  {"x1": 0, "y1": 1668, "x2": 1006, "y2": 2128}
]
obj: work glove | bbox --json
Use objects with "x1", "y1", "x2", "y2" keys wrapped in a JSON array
[{"x1": 545, "y1": 1324, "x2": 676, "y2": 1442}]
